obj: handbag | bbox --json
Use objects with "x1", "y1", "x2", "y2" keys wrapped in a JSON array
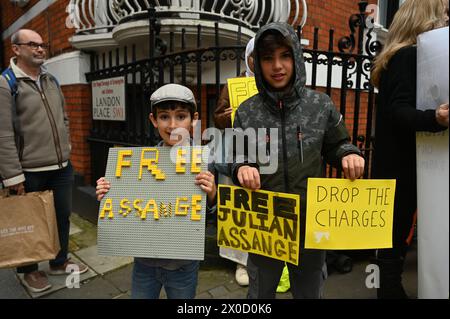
[{"x1": 0, "y1": 190, "x2": 60, "y2": 268}]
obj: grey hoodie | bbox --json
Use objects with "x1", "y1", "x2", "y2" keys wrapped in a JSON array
[{"x1": 231, "y1": 23, "x2": 361, "y2": 239}]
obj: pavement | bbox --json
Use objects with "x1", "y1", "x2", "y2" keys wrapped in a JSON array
[{"x1": 0, "y1": 212, "x2": 418, "y2": 300}]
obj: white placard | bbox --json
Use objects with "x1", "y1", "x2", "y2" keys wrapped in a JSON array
[
  {"x1": 416, "y1": 26, "x2": 449, "y2": 299},
  {"x1": 92, "y1": 76, "x2": 126, "y2": 121}
]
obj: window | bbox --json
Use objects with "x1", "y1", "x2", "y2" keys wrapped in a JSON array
[{"x1": 377, "y1": 0, "x2": 406, "y2": 29}]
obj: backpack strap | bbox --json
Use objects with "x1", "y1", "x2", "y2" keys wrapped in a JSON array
[
  {"x1": 1, "y1": 67, "x2": 18, "y2": 97},
  {"x1": 48, "y1": 73, "x2": 60, "y2": 87},
  {"x1": 1, "y1": 67, "x2": 22, "y2": 152}
]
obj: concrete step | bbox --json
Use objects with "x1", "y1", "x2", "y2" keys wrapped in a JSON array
[{"x1": 72, "y1": 185, "x2": 99, "y2": 224}]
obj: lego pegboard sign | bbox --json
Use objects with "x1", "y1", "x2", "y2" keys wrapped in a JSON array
[{"x1": 97, "y1": 146, "x2": 208, "y2": 260}]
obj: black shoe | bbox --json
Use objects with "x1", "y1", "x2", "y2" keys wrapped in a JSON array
[
  {"x1": 375, "y1": 257, "x2": 409, "y2": 299},
  {"x1": 334, "y1": 254, "x2": 353, "y2": 273}
]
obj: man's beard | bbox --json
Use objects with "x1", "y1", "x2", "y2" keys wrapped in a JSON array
[{"x1": 30, "y1": 56, "x2": 45, "y2": 67}]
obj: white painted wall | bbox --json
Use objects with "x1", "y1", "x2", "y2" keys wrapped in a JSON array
[{"x1": 44, "y1": 51, "x2": 91, "y2": 85}]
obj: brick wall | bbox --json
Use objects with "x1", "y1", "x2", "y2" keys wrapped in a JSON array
[
  {"x1": 1, "y1": 0, "x2": 41, "y2": 29},
  {"x1": 291, "y1": 0, "x2": 378, "y2": 51},
  {"x1": 62, "y1": 85, "x2": 93, "y2": 184},
  {"x1": 1, "y1": 0, "x2": 92, "y2": 182},
  {"x1": 2, "y1": 0, "x2": 75, "y2": 66}
]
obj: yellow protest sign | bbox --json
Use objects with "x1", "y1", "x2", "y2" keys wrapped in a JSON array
[
  {"x1": 227, "y1": 77, "x2": 258, "y2": 124},
  {"x1": 217, "y1": 185, "x2": 300, "y2": 265},
  {"x1": 305, "y1": 178, "x2": 396, "y2": 250}
]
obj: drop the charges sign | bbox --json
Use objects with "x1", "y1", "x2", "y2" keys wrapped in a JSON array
[
  {"x1": 306, "y1": 178, "x2": 396, "y2": 250},
  {"x1": 92, "y1": 76, "x2": 126, "y2": 121},
  {"x1": 97, "y1": 146, "x2": 208, "y2": 260}
]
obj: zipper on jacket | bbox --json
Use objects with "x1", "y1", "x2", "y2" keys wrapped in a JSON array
[
  {"x1": 35, "y1": 81, "x2": 64, "y2": 168},
  {"x1": 265, "y1": 128, "x2": 270, "y2": 156},
  {"x1": 18, "y1": 136, "x2": 24, "y2": 161},
  {"x1": 297, "y1": 125, "x2": 304, "y2": 164},
  {"x1": 279, "y1": 100, "x2": 290, "y2": 193}
]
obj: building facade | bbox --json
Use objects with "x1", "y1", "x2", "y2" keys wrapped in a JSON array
[{"x1": 1, "y1": 0, "x2": 403, "y2": 220}]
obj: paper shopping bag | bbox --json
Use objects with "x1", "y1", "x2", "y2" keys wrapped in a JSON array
[{"x1": 0, "y1": 190, "x2": 60, "y2": 268}]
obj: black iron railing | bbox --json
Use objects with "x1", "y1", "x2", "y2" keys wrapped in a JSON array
[{"x1": 86, "y1": 2, "x2": 381, "y2": 185}]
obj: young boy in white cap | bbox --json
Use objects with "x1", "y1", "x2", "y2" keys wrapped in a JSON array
[{"x1": 96, "y1": 84, "x2": 216, "y2": 299}]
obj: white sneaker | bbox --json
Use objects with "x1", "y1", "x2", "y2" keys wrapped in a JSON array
[{"x1": 235, "y1": 264, "x2": 249, "y2": 286}]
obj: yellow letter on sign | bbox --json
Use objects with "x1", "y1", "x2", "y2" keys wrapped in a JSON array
[
  {"x1": 175, "y1": 197, "x2": 189, "y2": 216},
  {"x1": 191, "y1": 148, "x2": 202, "y2": 173},
  {"x1": 115, "y1": 150, "x2": 133, "y2": 177},
  {"x1": 119, "y1": 199, "x2": 132, "y2": 217},
  {"x1": 139, "y1": 148, "x2": 166, "y2": 180},
  {"x1": 176, "y1": 148, "x2": 187, "y2": 173},
  {"x1": 99, "y1": 199, "x2": 114, "y2": 219},
  {"x1": 227, "y1": 77, "x2": 258, "y2": 124},
  {"x1": 191, "y1": 195, "x2": 202, "y2": 221},
  {"x1": 141, "y1": 199, "x2": 158, "y2": 220}
]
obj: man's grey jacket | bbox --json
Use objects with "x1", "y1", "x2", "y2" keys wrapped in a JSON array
[{"x1": 0, "y1": 58, "x2": 71, "y2": 187}]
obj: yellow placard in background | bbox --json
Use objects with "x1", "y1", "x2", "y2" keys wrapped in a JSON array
[
  {"x1": 306, "y1": 178, "x2": 396, "y2": 250},
  {"x1": 227, "y1": 77, "x2": 258, "y2": 124},
  {"x1": 217, "y1": 185, "x2": 300, "y2": 265}
]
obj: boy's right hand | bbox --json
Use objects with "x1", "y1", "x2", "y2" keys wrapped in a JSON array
[
  {"x1": 237, "y1": 166, "x2": 261, "y2": 190},
  {"x1": 96, "y1": 177, "x2": 110, "y2": 201}
]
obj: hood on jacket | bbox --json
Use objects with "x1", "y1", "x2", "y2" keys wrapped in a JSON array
[
  {"x1": 253, "y1": 22, "x2": 306, "y2": 110},
  {"x1": 245, "y1": 37, "x2": 255, "y2": 77}
]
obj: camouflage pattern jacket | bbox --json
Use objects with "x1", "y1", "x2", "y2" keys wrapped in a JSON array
[{"x1": 231, "y1": 23, "x2": 361, "y2": 226}]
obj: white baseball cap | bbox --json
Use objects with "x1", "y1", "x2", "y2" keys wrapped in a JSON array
[{"x1": 150, "y1": 84, "x2": 197, "y2": 112}]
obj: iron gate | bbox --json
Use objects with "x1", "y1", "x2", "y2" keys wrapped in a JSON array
[{"x1": 85, "y1": 2, "x2": 381, "y2": 185}]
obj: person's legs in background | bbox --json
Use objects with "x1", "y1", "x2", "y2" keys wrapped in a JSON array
[
  {"x1": 376, "y1": 191, "x2": 416, "y2": 299},
  {"x1": 287, "y1": 249, "x2": 327, "y2": 299},
  {"x1": 47, "y1": 162, "x2": 73, "y2": 267},
  {"x1": 45, "y1": 162, "x2": 88, "y2": 275},
  {"x1": 247, "y1": 253, "x2": 284, "y2": 299},
  {"x1": 17, "y1": 163, "x2": 86, "y2": 293},
  {"x1": 44, "y1": 163, "x2": 87, "y2": 276},
  {"x1": 17, "y1": 170, "x2": 51, "y2": 293}
]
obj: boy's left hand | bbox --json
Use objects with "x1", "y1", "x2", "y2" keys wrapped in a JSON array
[
  {"x1": 195, "y1": 171, "x2": 216, "y2": 205},
  {"x1": 342, "y1": 154, "x2": 365, "y2": 181}
]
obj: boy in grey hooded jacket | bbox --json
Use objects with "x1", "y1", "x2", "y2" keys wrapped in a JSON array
[{"x1": 231, "y1": 23, "x2": 365, "y2": 298}]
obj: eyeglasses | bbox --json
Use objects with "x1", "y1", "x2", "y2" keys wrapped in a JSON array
[{"x1": 14, "y1": 42, "x2": 49, "y2": 50}]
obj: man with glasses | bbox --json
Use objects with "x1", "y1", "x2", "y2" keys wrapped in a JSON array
[{"x1": 0, "y1": 29, "x2": 88, "y2": 293}]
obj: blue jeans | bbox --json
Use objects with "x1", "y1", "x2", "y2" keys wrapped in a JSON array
[
  {"x1": 131, "y1": 259, "x2": 199, "y2": 299},
  {"x1": 16, "y1": 162, "x2": 74, "y2": 274}
]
